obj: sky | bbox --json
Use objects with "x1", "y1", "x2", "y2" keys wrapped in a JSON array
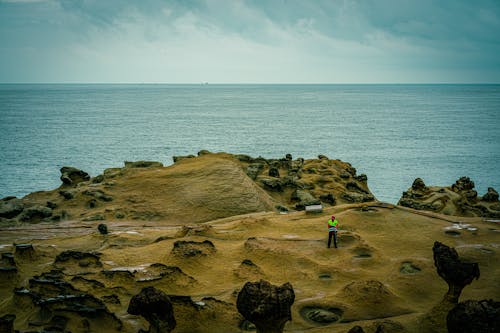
[{"x1": 1, "y1": 0, "x2": 499, "y2": 83}]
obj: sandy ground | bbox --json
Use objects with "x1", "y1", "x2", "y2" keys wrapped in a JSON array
[{"x1": 1, "y1": 202, "x2": 499, "y2": 333}]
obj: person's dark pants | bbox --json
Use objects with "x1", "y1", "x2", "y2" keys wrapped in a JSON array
[{"x1": 328, "y1": 231, "x2": 337, "y2": 248}]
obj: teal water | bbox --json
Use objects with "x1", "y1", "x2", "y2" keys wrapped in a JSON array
[{"x1": 1, "y1": 84, "x2": 499, "y2": 203}]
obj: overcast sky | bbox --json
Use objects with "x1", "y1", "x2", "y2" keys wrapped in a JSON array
[{"x1": 1, "y1": 0, "x2": 499, "y2": 83}]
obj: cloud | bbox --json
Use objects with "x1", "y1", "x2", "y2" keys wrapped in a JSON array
[{"x1": 1, "y1": 0, "x2": 499, "y2": 82}]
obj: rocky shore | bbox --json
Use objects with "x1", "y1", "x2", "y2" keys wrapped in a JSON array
[{"x1": 0, "y1": 152, "x2": 498, "y2": 333}]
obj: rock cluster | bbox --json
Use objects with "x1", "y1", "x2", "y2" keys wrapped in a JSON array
[
  {"x1": 398, "y1": 177, "x2": 500, "y2": 217},
  {"x1": 128, "y1": 286, "x2": 176, "y2": 333}
]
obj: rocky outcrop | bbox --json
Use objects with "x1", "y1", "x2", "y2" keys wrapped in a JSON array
[
  {"x1": 127, "y1": 286, "x2": 176, "y2": 333},
  {"x1": 18, "y1": 205, "x2": 52, "y2": 222},
  {"x1": 236, "y1": 279, "x2": 295, "y2": 333},
  {"x1": 398, "y1": 177, "x2": 500, "y2": 217},
  {"x1": 60, "y1": 166, "x2": 90, "y2": 186},
  {"x1": 0, "y1": 197, "x2": 24, "y2": 219},
  {"x1": 447, "y1": 299, "x2": 500, "y2": 333},
  {"x1": 171, "y1": 240, "x2": 216, "y2": 258},
  {"x1": 291, "y1": 189, "x2": 321, "y2": 210},
  {"x1": 124, "y1": 161, "x2": 163, "y2": 168},
  {"x1": 433, "y1": 241, "x2": 480, "y2": 303}
]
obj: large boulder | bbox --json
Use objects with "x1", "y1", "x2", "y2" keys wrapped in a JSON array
[
  {"x1": 447, "y1": 299, "x2": 500, "y2": 333},
  {"x1": 236, "y1": 280, "x2": 295, "y2": 333},
  {"x1": 433, "y1": 241, "x2": 480, "y2": 303},
  {"x1": 0, "y1": 197, "x2": 24, "y2": 219},
  {"x1": 18, "y1": 205, "x2": 52, "y2": 222},
  {"x1": 291, "y1": 190, "x2": 321, "y2": 210},
  {"x1": 127, "y1": 286, "x2": 176, "y2": 333},
  {"x1": 60, "y1": 166, "x2": 90, "y2": 186}
]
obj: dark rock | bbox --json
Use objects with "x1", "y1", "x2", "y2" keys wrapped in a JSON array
[
  {"x1": 260, "y1": 178, "x2": 284, "y2": 192},
  {"x1": 236, "y1": 279, "x2": 295, "y2": 333},
  {"x1": 18, "y1": 205, "x2": 52, "y2": 222},
  {"x1": 83, "y1": 189, "x2": 113, "y2": 202},
  {"x1": 86, "y1": 199, "x2": 98, "y2": 209},
  {"x1": 198, "y1": 149, "x2": 211, "y2": 156},
  {"x1": 0, "y1": 198, "x2": 24, "y2": 219},
  {"x1": 346, "y1": 181, "x2": 369, "y2": 194},
  {"x1": 340, "y1": 172, "x2": 351, "y2": 179},
  {"x1": 46, "y1": 201, "x2": 57, "y2": 209},
  {"x1": 92, "y1": 174, "x2": 105, "y2": 183},
  {"x1": 291, "y1": 190, "x2": 321, "y2": 210},
  {"x1": 1, "y1": 253, "x2": 15, "y2": 266},
  {"x1": 447, "y1": 299, "x2": 500, "y2": 333},
  {"x1": 355, "y1": 174, "x2": 368, "y2": 182},
  {"x1": 269, "y1": 167, "x2": 280, "y2": 178},
  {"x1": 172, "y1": 155, "x2": 195, "y2": 163},
  {"x1": 342, "y1": 192, "x2": 375, "y2": 203},
  {"x1": 58, "y1": 190, "x2": 75, "y2": 200},
  {"x1": 171, "y1": 240, "x2": 216, "y2": 257},
  {"x1": 124, "y1": 161, "x2": 163, "y2": 168},
  {"x1": 285, "y1": 154, "x2": 292, "y2": 161},
  {"x1": 411, "y1": 178, "x2": 428, "y2": 191},
  {"x1": 482, "y1": 187, "x2": 499, "y2": 202},
  {"x1": 318, "y1": 154, "x2": 328, "y2": 160},
  {"x1": 127, "y1": 286, "x2": 176, "y2": 333},
  {"x1": 398, "y1": 197, "x2": 437, "y2": 211},
  {"x1": 60, "y1": 166, "x2": 90, "y2": 186},
  {"x1": 247, "y1": 163, "x2": 264, "y2": 180},
  {"x1": 300, "y1": 306, "x2": 342, "y2": 324},
  {"x1": 44, "y1": 315, "x2": 69, "y2": 332},
  {"x1": 114, "y1": 211, "x2": 125, "y2": 219},
  {"x1": 452, "y1": 176, "x2": 475, "y2": 192},
  {"x1": 0, "y1": 314, "x2": 15, "y2": 333},
  {"x1": 97, "y1": 224, "x2": 108, "y2": 235},
  {"x1": 348, "y1": 326, "x2": 365, "y2": 333},
  {"x1": 275, "y1": 205, "x2": 289, "y2": 213},
  {"x1": 102, "y1": 294, "x2": 121, "y2": 304},
  {"x1": 15, "y1": 243, "x2": 34, "y2": 258},
  {"x1": 433, "y1": 241, "x2": 480, "y2": 303}
]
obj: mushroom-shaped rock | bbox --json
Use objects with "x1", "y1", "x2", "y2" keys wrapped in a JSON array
[
  {"x1": 127, "y1": 286, "x2": 176, "y2": 333},
  {"x1": 412, "y1": 178, "x2": 428, "y2": 191},
  {"x1": 98, "y1": 223, "x2": 108, "y2": 235},
  {"x1": 60, "y1": 166, "x2": 90, "y2": 186},
  {"x1": 433, "y1": 241, "x2": 480, "y2": 303},
  {"x1": 236, "y1": 280, "x2": 295, "y2": 333},
  {"x1": 447, "y1": 299, "x2": 500, "y2": 333}
]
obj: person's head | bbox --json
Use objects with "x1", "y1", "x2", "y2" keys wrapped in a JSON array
[{"x1": 331, "y1": 215, "x2": 335, "y2": 220}]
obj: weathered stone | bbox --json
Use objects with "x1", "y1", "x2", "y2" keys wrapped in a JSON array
[
  {"x1": 124, "y1": 161, "x2": 163, "y2": 168},
  {"x1": 433, "y1": 241, "x2": 480, "y2": 303},
  {"x1": 247, "y1": 163, "x2": 264, "y2": 180},
  {"x1": 46, "y1": 201, "x2": 57, "y2": 209},
  {"x1": 18, "y1": 205, "x2": 52, "y2": 222},
  {"x1": 346, "y1": 181, "x2": 369, "y2": 194},
  {"x1": 348, "y1": 326, "x2": 365, "y2": 333},
  {"x1": 59, "y1": 189, "x2": 75, "y2": 200},
  {"x1": 237, "y1": 279, "x2": 295, "y2": 333},
  {"x1": 318, "y1": 154, "x2": 329, "y2": 160},
  {"x1": 172, "y1": 155, "x2": 195, "y2": 163},
  {"x1": 260, "y1": 178, "x2": 283, "y2": 192},
  {"x1": 0, "y1": 314, "x2": 15, "y2": 333},
  {"x1": 355, "y1": 174, "x2": 368, "y2": 182},
  {"x1": 319, "y1": 193, "x2": 336, "y2": 205},
  {"x1": 14, "y1": 243, "x2": 34, "y2": 258},
  {"x1": 60, "y1": 166, "x2": 90, "y2": 185},
  {"x1": 482, "y1": 187, "x2": 499, "y2": 202},
  {"x1": 128, "y1": 286, "x2": 176, "y2": 333},
  {"x1": 0, "y1": 198, "x2": 24, "y2": 219},
  {"x1": 171, "y1": 240, "x2": 216, "y2": 257},
  {"x1": 98, "y1": 224, "x2": 108, "y2": 235},
  {"x1": 412, "y1": 178, "x2": 428, "y2": 191},
  {"x1": 291, "y1": 190, "x2": 321, "y2": 210},
  {"x1": 447, "y1": 299, "x2": 500, "y2": 333},
  {"x1": 452, "y1": 176, "x2": 475, "y2": 192},
  {"x1": 268, "y1": 167, "x2": 280, "y2": 178}
]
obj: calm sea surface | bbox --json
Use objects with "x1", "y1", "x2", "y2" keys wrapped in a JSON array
[{"x1": 1, "y1": 84, "x2": 499, "y2": 204}]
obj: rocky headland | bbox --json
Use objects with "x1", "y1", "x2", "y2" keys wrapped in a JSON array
[{"x1": 0, "y1": 151, "x2": 498, "y2": 333}]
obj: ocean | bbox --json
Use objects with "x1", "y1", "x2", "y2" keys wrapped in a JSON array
[{"x1": 1, "y1": 84, "x2": 499, "y2": 204}]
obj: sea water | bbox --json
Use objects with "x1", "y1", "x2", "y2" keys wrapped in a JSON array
[{"x1": 1, "y1": 84, "x2": 499, "y2": 204}]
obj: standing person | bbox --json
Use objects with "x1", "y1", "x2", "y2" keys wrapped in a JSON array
[{"x1": 327, "y1": 215, "x2": 339, "y2": 248}]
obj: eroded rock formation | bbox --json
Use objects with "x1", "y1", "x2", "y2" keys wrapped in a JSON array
[
  {"x1": 398, "y1": 177, "x2": 500, "y2": 217},
  {"x1": 447, "y1": 299, "x2": 500, "y2": 333},
  {"x1": 127, "y1": 286, "x2": 176, "y2": 333},
  {"x1": 236, "y1": 279, "x2": 295, "y2": 333},
  {"x1": 433, "y1": 241, "x2": 480, "y2": 303}
]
